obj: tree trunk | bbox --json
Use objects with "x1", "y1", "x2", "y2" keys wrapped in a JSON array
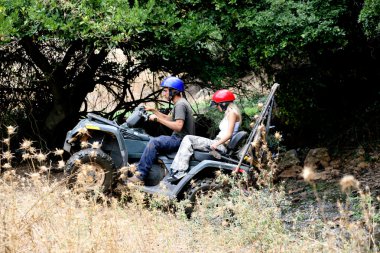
[{"x1": 21, "y1": 38, "x2": 109, "y2": 147}]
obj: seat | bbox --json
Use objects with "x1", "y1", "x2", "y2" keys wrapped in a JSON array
[
  {"x1": 225, "y1": 131, "x2": 248, "y2": 155},
  {"x1": 192, "y1": 131, "x2": 248, "y2": 161},
  {"x1": 193, "y1": 151, "x2": 218, "y2": 161}
]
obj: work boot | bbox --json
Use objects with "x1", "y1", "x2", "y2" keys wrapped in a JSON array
[
  {"x1": 127, "y1": 175, "x2": 144, "y2": 185},
  {"x1": 167, "y1": 171, "x2": 186, "y2": 183}
]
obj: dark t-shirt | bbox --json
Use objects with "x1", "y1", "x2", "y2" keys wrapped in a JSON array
[{"x1": 171, "y1": 98, "x2": 195, "y2": 138}]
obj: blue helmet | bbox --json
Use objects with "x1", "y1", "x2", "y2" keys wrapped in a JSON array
[{"x1": 160, "y1": 77, "x2": 184, "y2": 92}]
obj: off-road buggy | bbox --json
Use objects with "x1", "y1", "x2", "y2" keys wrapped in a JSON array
[{"x1": 63, "y1": 83, "x2": 279, "y2": 201}]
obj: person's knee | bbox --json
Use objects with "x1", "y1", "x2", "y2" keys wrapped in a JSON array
[
  {"x1": 147, "y1": 138, "x2": 161, "y2": 149},
  {"x1": 182, "y1": 135, "x2": 192, "y2": 144},
  {"x1": 145, "y1": 140, "x2": 154, "y2": 150}
]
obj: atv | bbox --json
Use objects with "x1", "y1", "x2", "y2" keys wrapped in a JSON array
[{"x1": 63, "y1": 83, "x2": 279, "y2": 201}]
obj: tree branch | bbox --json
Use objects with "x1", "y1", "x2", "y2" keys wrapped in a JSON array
[{"x1": 20, "y1": 36, "x2": 53, "y2": 76}]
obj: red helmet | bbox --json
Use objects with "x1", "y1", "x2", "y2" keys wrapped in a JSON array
[{"x1": 212, "y1": 89, "x2": 236, "y2": 103}]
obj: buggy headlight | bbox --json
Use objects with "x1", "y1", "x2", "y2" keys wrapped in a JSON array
[{"x1": 85, "y1": 125, "x2": 100, "y2": 130}]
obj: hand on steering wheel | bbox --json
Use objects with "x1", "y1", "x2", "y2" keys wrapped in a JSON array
[{"x1": 149, "y1": 114, "x2": 158, "y2": 122}]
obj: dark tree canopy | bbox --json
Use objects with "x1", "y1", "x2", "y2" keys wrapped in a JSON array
[
  {"x1": 0, "y1": 0, "x2": 379, "y2": 148},
  {"x1": 0, "y1": 0, "x2": 233, "y2": 146}
]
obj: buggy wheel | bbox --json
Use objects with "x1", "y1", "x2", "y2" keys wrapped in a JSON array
[
  {"x1": 185, "y1": 177, "x2": 228, "y2": 217},
  {"x1": 65, "y1": 148, "x2": 115, "y2": 192}
]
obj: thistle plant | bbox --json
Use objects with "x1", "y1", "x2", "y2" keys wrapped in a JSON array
[
  {"x1": 301, "y1": 166, "x2": 327, "y2": 222},
  {"x1": 54, "y1": 148, "x2": 65, "y2": 167},
  {"x1": 301, "y1": 166, "x2": 379, "y2": 251},
  {"x1": 249, "y1": 122, "x2": 282, "y2": 188},
  {"x1": 1, "y1": 126, "x2": 57, "y2": 186},
  {"x1": 1, "y1": 126, "x2": 16, "y2": 170},
  {"x1": 337, "y1": 175, "x2": 378, "y2": 250}
]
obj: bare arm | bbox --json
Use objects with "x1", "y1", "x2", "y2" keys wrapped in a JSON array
[
  {"x1": 149, "y1": 113, "x2": 184, "y2": 132},
  {"x1": 146, "y1": 107, "x2": 172, "y2": 121},
  {"x1": 147, "y1": 107, "x2": 184, "y2": 132},
  {"x1": 156, "y1": 118, "x2": 184, "y2": 132}
]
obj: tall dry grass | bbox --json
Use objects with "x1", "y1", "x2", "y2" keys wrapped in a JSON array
[
  {"x1": 0, "y1": 177, "x2": 325, "y2": 252},
  {"x1": 1, "y1": 125, "x2": 379, "y2": 252},
  {"x1": 1, "y1": 175, "x2": 377, "y2": 252}
]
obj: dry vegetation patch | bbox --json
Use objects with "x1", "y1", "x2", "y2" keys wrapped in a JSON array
[
  {"x1": 0, "y1": 174, "x2": 378, "y2": 252},
  {"x1": 1, "y1": 126, "x2": 379, "y2": 252}
]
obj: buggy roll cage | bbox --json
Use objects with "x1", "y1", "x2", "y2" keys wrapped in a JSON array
[{"x1": 235, "y1": 83, "x2": 280, "y2": 171}]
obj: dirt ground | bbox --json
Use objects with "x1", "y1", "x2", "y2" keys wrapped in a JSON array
[{"x1": 280, "y1": 148, "x2": 380, "y2": 228}]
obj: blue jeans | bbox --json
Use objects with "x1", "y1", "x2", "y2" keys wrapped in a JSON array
[{"x1": 137, "y1": 135, "x2": 182, "y2": 180}]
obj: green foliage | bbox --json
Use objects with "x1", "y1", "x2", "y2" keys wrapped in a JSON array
[
  {"x1": 234, "y1": 0, "x2": 347, "y2": 67},
  {"x1": 0, "y1": 0, "x2": 379, "y2": 147},
  {"x1": 0, "y1": 0, "x2": 230, "y2": 145},
  {"x1": 239, "y1": 96, "x2": 266, "y2": 117},
  {"x1": 177, "y1": 0, "x2": 349, "y2": 71},
  {"x1": 359, "y1": 0, "x2": 380, "y2": 38},
  {"x1": 0, "y1": 0, "x2": 155, "y2": 45}
]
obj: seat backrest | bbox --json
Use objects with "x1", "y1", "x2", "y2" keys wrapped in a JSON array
[{"x1": 227, "y1": 131, "x2": 248, "y2": 152}]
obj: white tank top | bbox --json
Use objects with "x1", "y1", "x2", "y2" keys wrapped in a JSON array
[{"x1": 215, "y1": 115, "x2": 240, "y2": 140}]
